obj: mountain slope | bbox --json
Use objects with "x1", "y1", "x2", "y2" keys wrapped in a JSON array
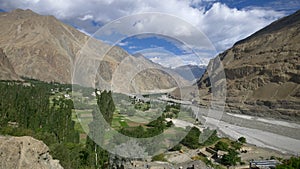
[
  {"x1": 93, "y1": 51, "x2": 189, "y2": 93},
  {"x1": 0, "y1": 9, "x2": 187, "y2": 93},
  {"x1": 125, "y1": 53, "x2": 189, "y2": 93},
  {"x1": 0, "y1": 9, "x2": 87, "y2": 83},
  {"x1": 197, "y1": 10, "x2": 300, "y2": 120},
  {"x1": 0, "y1": 48, "x2": 20, "y2": 81}
]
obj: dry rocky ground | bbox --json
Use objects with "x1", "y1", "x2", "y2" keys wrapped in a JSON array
[{"x1": 0, "y1": 136, "x2": 63, "y2": 169}]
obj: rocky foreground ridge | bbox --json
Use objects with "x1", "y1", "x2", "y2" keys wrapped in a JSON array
[{"x1": 0, "y1": 136, "x2": 63, "y2": 169}]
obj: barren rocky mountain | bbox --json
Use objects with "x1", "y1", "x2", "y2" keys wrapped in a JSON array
[
  {"x1": 92, "y1": 52, "x2": 189, "y2": 93},
  {"x1": 0, "y1": 9, "x2": 84, "y2": 83},
  {"x1": 0, "y1": 136, "x2": 63, "y2": 169},
  {"x1": 0, "y1": 9, "x2": 187, "y2": 92},
  {"x1": 114, "y1": 53, "x2": 189, "y2": 93},
  {"x1": 0, "y1": 48, "x2": 20, "y2": 81},
  {"x1": 196, "y1": 10, "x2": 300, "y2": 120}
]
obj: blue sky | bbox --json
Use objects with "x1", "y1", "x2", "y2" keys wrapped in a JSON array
[
  {"x1": 0, "y1": 0, "x2": 299, "y2": 67},
  {"x1": 115, "y1": 34, "x2": 213, "y2": 67},
  {"x1": 219, "y1": 0, "x2": 300, "y2": 12},
  {"x1": 118, "y1": 35, "x2": 184, "y2": 55}
]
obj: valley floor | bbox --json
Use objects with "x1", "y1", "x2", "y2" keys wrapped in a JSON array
[{"x1": 185, "y1": 104, "x2": 300, "y2": 155}]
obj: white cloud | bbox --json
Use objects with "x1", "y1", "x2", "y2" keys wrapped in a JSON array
[
  {"x1": 117, "y1": 41, "x2": 128, "y2": 46},
  {"x1": 200, "y1": 3, "x2": 285, "y2": 50},
  {"x1": 134, "y1": 47, "x2": 211, "y2": 68},
  {"x1": 0, "y1": 0, "x2": 286, "y2": 53},
  {"x1": 79, "y1": 14, "x2": 93, "y2": 21}
]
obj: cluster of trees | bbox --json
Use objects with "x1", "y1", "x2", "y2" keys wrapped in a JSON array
[
  {"x1": 193, "y1": 135, "x2": 298, "y2": 169},
  {"x1": 180, "y1": 127, "x2": 219, "y2": 149},
  {"x1": 0, "y1": 81, "x2": 117, "y2": 169},
  {"x1": 180, "y1": 127, "x2": 202, "y2": 149},
  {"x1": 215, "y1": 141, "x2": 229, "y2": 151},
  {"x1": 85, "y1": 90, "x2": 116, "y2": 168},
  {"x1": 0, "y1": 81, "x2": 86, "y2": 168},
  {"x1": 164, "y1": 104, "x2": 180, "y2": 118},
  {"x1": 214, "y1": 137, "x2": 246, "y2": 166},
  {"x1": 119, "y1": 116, "x2": 168, "y2": 138},
  {"x1": 220, "y1": 149, "x2": 241, "y2": 166},
  {"x1": 117, "y1": 103, "x2": 183, "y2": 139},
  {"x1": 276, "y1": 157, "x2": 300, "y2": 169},
  {"x1": 214, "y1": 137, "x2": 245, "y2": 153},
  {"x1": 0, "y1": 82, "x2": 78, "y2": 144},
  {"x1": 134, "y1": 102, "x2": 151, "y2": 111}
]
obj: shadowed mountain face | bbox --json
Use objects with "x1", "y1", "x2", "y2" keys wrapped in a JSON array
[
  {"x1": 0, "y1": 9, "x2": 187, "y2": 93},
  {"x1": 197, "y1": 10, "x2": 300, "y2": 120}
]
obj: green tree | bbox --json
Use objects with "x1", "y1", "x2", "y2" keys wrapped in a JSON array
[
  {"x1": 238, "y1": 137, "x2": 246, "y2": 144},
  {"x1": 0, "y1": 81, "x2": 89, "y2": 169},
  {"x1": 85, "y1": 90, "x2": 116, "y2": 168},
  {"x1": 180, "y1": 127, "x2": 201, "y2": 149},
  {"x1": 50, "y1": 143, "x2": 71, "y2": 169},
  {"x1": 215, "y1": 141, "x2": 229, "y2": 151},
  {"x1": 170, "y1": 144, "x2": 182, "y2": 151},
  {"x1": 152, "y1": 153, "x2": 166, "y2": 162},
  {"x1": 199, "y1": 129, "x2": 219, "y2": 146},
  {"x1": 231, "y1": 141, "x2": 242, "y2": 150},
  {"x1": 221, "y1": 149, "x2": 241, "y2": 166}
]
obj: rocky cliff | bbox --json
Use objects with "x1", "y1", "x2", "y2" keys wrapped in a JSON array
[
  {"x1": 197, "y1": 10, "x2": 300, "y2": 120},
  {"x1": 0, "y1": 136, "x2": 63, "y2": 169}
]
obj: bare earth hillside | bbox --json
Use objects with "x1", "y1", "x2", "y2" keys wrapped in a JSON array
[{"x1": 197, "y1": 10, "x2": 300, "y2": 120}]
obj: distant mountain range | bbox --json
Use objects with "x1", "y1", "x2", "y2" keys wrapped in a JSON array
[
  {"x1": 195, "y1": 10, "x2": 300, "y2": 120},
  {"x1": 172, "y1": 64, "x2": 206, "y2": 82},
  {"x1": 0, "y1": 9, "x2": 190, "y2": 93}
]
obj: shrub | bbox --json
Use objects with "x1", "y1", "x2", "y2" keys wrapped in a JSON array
[
  {"x1": 152, "y1": 154, "x2": 166, "y2": 161},
  {"x1": 238, "y1": 137, "x2": 246, "y2": 144}
]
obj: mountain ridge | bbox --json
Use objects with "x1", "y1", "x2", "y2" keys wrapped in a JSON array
[
  {"x1": 196, "y1": 9, "x2": 300, "y2": 120},
  {"x1": 0, "y1": 9, "x2": 188, "y2": 93},
  {"x1": 235, "y1": 10, "x2": 300, "y2": 46}
]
